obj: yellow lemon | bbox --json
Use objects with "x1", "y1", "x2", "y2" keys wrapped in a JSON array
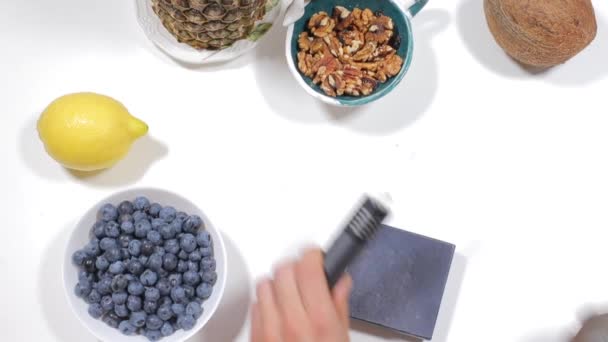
[{"x1": 37, "y1": 92, "x2": 148, "y2": 171}]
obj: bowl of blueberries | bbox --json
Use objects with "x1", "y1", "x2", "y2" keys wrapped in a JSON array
[{"x1": 63, "y1": 188, "x2": 227, "y2": 341}]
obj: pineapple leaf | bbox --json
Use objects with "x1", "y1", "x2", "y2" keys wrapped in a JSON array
[
  {"x1": 265, "y1": 0, "x2": 280, "y2": 13},
  {"x1": 248, "y1": 23, "x2": 273, "y2": 42}
]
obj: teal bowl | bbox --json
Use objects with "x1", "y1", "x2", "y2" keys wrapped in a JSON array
[{"x1": 285, "y1": 0, "x2": 429, "y2": 106}]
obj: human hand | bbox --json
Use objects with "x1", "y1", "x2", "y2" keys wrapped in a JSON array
[{"x1": 251, "y1": 248, "x2": 353, "y2": 342}]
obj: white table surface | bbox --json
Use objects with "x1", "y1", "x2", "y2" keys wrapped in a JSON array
[{"x1": 2, "y1": 0, "x2": 608, "y2": 341}]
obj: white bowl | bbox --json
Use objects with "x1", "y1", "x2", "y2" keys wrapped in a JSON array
[{"x1": 62, "y1": 188, "x2": 227, "y2": 342}]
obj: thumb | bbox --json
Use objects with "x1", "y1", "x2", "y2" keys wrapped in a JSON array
[{"x1": 332, "y1": 273, "x2": 353, "y2": 328}]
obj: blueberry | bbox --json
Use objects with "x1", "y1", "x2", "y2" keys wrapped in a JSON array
[
  {"x1": 183, "y1": 285, "x2": 195, "y2": 299},
  {"x1": 112, "y1": 291, "x2": 128, "y2": 305},
  {"x1": 135, "y1": 220, "x2": 152, "y2": 238},
  {"x1": 164, "y1": 239, "x2": 179, "y2": 254},
  {"x1": 140, "y1": 269, "x2": 158, "y2": 286},
  {"x1": 168, "y1": 274, "x2": 182, "y2": 287},
  {"x1": 151, "y1": 218, "x2": 165, "y2": 230},
  {"x1": 144, "y1": 329, "x2": 162, "y2": 341},
  {"x1": 157, "y1": 304, "x2": 173, "y2": 321},
  {"x1": 196, "y1": 283, "x2": 213, "y2": 299},
  {"x1": 82, "y1": 259, "x2": 96, "y2": 275},
  {"x1": 104, "y1": 221, "x2": 120, "y2": 238},
  {"x1": 99, "y1": 237, "x2": 117, "y2": 251},
  {"x1": 79, "y1": 270, "x2": 94, "y2": 282},
  {"x1": 148, "y1": 203, "x2": 162, "y2": 217},
  {"x1": 128, "y1": 281, "x2": 145, "y2": 296},
  {"x1": 183, "y1": 271, "x2": 200, "y2": 286},
  {"x1": 145, "y1": 287, "x2": 161, "y2": 301},
  {"x1": 202, "y1": 271, "x2": 217, "y2": 285},
  {"x1": 103, "y1": 312, "x2": 120, "y2": 328},
  {"x1": 177, "y1": 260, "x2": 188, "y2": 273},
  {"x1": 111, "y1": 274, "x2": 128, "y2": 292},
  {"x1": 200, "y1": 257, "x2": 216, "y2": 272},
  {"x1": 119, "y1": 214, "x2": 133, "y2": 224},
  {"x1": 118, "y1": 235, "x2": 131, "y2": 248},
  {"x1": 180, "y1": 234, "x2": 197, "y2": 253},
  {"x1": 200, "y1": 246, "x2": 213, "y2": 258},
  {"x1": 74, "y1": 281, "x2": 92, "y2": 298},
  {"x1": 87, "y1": 289, "x2": 102, "y2": 304},
  {"x1": 88, "y1": 303, "x2": 104, "y2": 318},
  {"x1": 188, "y1": 250, "x2": 202, "y2": 262},
  {"x1": 127, "y1": 260, "x2": 144, "y2": 276},
  {"x1": 109, "y1": 261, "x2": 125, "y2": 274},
  {"x1": 154, "y1": 246, "x2": 166, "y2": 256},
  {"x1": 147, "y1": 230, "x2": 162, "y2": 245},
  {"x1": 144, "y1": 299, "x2": 159, "y2": 314},
  {"x1": 146, "y1": 314, "x2": 163, "y2": 330},
  {"x1": 128, "y1": 240, "x2": 142, "y2": 256},
  {"x1": 99, "y1": 203, "x2": 118, "y2": 222},
  {"x1": 171, "y1": 302, "x2": 185, "y2": 316},
  {"x1": 127, "y1": 295, "x2": 143, "y2": 312},
  {"x1": 133, "y1": 210, "x2": 147, "y2": 223},
  {"x1": 139, "y1": 255, "x2": 149, "y2": 265},
  {"x1": 159, "y1": 224, "x2": 175, "y2": 240},
  {"x1": 170, "y1": 286, "x2": 187, "y2": 303},
  {"x1": 187, "y1": 260, "x2": 199, "y2": 272},
  {"x1": 97, "y1": 277, "x2": 113, "y2": 295},
  {"x1": 195, "y1": 229, "x2": 211, "y2": 246},
  {"x1": 186, "y1": 301, "x2": 203, "y2": 319},
  {"x1": 147, "y1": 253, "x2": 163, "y2": 272},
  {"x1": 118, "y1": 200, "x2": 135, "y2": 215},
  {"x1": 159, "y1": 206, "x2": 177, "y2": 223},
  {"x1": 183, "y1": 215, "x2": 203, "y2": 234},
  {"x1": 130, "y1": 311, "x2": 147, "y2": 328},
  {"x1": 177, "y1": 314, "x2": 196, "y2": 330},
  {"x1": 105, "y1": 248, "x2": 122, "y2": 263},
  {"x1": 134, "y1": 196, "x2": 151, "y2": 211},
  {"x1": 92, "y1": 221, "x2": 106, "y2": 238},
  {"x1": 118, "y1": 320, "x2": 137, "y2": 335},
  {"x1": 72, "y1": 250, "x2": 88, "y2": 266},
  {"x1": 121, "y1": 221, "x2": 135, "y2": 235},
  {"x1": 141, "y1": 240, "x2": 155, "y2": 256},
  {"x1": 162, "y1": 253, "x2": 178, "y2": 271},
  {"x1": 84, "y1": 239, "x2": 101, "y2": 257},
  {"x1": 101, "y1": 295, "x2": 114, "y2": 312},
  {"x1": 170, "y1": 220, "x2": 183, "y2": 235},
  {"x1": 161, "y1": 321, "x2": 174, "y2": 336},
  {"x1": 178, "y1": 250, "x2": 189, "y2": 260},
  {"x1": 114, "y1": 304, "x2": 129, "y2": 318},
  {"x1": 158, "y1": 296, "x2": 173, "y2": 307}
]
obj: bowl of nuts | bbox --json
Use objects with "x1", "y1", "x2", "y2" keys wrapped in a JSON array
[
  {"x1": 63, "y1": 188, "x2": 227, "y2": 341},
  {"x1": 285, "y1": 0, "x2": 428, "y2": 106}
]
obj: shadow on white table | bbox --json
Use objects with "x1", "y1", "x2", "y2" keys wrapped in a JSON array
[
  {"x1": 457, "y1": 0, "x2": 608, "y2": 86},
  {"x1": 350, "y1": 253, "x2": 467, "y2": 342},
  {"x1": 252, "y1": 9, "x2": 451, "y2": 136},
  {"x1": 19, "y1": 116, "x2": 168, "y2": 187}
]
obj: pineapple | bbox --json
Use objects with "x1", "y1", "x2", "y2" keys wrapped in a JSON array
[{"x1": 152, "y1": 0, "x2": 267, "y2": 50}]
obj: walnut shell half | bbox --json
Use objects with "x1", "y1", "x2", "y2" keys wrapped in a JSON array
[{"x1": 484, "y1": 0, "x2": 597, "y2": 68}]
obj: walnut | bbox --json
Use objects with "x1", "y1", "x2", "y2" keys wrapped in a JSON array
[
  {"x1": 298, "y1": 32, "x2": 312, "y2": 52},
  {"x1": 365, "y1": 15, "x2": 394, "y2": 44},
  {"x1": 312, "y1": 54, "x2": 341, "y2": 84},
  {"x1": 323, "y1": 35, "x2": 343, "y2": 57},
  {"x1": 352, "y1": 42, "x2": 377, "y2": 62},
  {"x1": 297, "y1": 51, "x2": 314, "y2": 77},
  {"x1": 373, "y1": 45, "x2": 395, "y2": 60},
  {"x1": 321, "y1": 72, "x2": 346, "y2": 97},
  {"x1": 376, "y1": 54, "x2": 403, "y2": 82},
  {"x1": 333, "y1": 6, "x2": 354, "y2": 31},
  {"x1": 352, "y1": 8, "x2": 374, "y2": 32},
  {"x1": 308, "y1": 12, "x2": 335, "y2": 38}
]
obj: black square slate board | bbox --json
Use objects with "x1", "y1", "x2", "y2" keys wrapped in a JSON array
[{"x1": 348, "y1": 224, "x2": 455, "y2": 340}]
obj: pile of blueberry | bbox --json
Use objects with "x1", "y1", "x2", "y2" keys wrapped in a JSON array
[{"x1": 72, "y1": 197, "x2": 216, "y2": 341}]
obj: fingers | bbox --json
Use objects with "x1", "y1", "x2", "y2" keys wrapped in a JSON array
[
  {"x1": 250, "y1": 302, "x2": 263, "y2": 342},
  {"x1": 295, "y1": 249, "x2": 340, "y2": 335},
  {"x1": 256, "y1": 279, "x2": 282, "y2": 342},
  {"x1": 273, "y1": 262, "x2": 313, "y2": 341},
  {"x1": 332, "y1": 273, "x2": 353, "y2": 328}
]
